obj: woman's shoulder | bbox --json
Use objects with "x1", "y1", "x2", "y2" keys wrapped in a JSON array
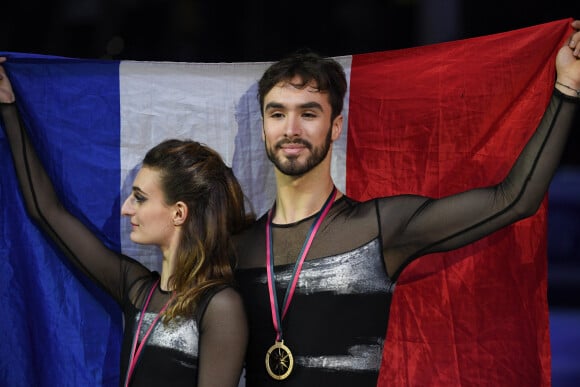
[
  {"x1": 205, "y1": 285, "x2": 244, "y2": 311},
  {"x1": 197, "y1": 285, "x2": 246, "y2": 329}
]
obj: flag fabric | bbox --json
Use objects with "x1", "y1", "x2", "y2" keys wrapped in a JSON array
[
  {"x1": 349, "y1": 20, "x2": 571, "y2": 387},
  {"x1": 0, "y1": 18, "x2": 572, "y2": 387}
]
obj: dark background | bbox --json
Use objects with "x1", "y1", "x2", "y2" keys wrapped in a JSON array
[{"x1": 2, "y1": 0, "x2": 580, "y2": 63}]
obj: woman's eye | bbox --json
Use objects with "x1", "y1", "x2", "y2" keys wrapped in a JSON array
[{"x1": 134, "y1": 193, "x2": 146, "y2": 203}]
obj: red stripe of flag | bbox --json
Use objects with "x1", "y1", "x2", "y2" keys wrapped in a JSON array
[{"x1": 347, "y1": 19, "x2": 571, "y2": 386}]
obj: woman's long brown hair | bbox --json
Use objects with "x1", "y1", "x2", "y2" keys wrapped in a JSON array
[{"x1": 142, "y1": 139, "x2": 254, "y2": 322}]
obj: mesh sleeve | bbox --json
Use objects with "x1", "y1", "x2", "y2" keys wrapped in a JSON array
[
  {"x1": 196, "y1": 287, "x2": 248, "y2": 387},
  {"x1": 382, "y1": 90, "x2": 580, "y2": 278},
  {"x1": 1, "y1": 102, "x2": 149, "y2": 303}
]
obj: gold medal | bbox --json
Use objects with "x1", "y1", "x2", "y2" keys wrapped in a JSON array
[{"x1": 265, "y1": 340, "x2": 294, "y2": 380}]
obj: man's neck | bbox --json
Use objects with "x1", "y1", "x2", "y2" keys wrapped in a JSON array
[{"x1": 272, "y1": 174, "x2": 339, "y2": 224}]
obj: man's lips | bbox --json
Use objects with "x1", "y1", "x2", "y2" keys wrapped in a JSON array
[
  {"x1": 280, "y1": 143, "x2": 305, "y2": 155},
  {"x1": 277, "y1": 139, "x2": 310, "y2": 156}
]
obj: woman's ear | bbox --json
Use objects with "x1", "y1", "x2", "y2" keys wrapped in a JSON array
[{"x1": 172, "y1": 201, "x2": 188, "y2": 226}]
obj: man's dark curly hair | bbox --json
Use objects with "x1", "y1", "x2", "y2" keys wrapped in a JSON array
[{"x1": 257, "y1": 49, "x2": 347, "y2": 121}]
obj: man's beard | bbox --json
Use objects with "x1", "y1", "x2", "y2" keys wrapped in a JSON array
[{"x1": 266, "y1": 126, "x2": 332, "y2": 176}]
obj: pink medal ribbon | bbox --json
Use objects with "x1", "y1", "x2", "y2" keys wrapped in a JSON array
[
  {"x1": 124, "y1": 278, "x2": 173, "y2": 386},
  {"x1": 264, "y1": 187, "x2": 337, "y2": 380}
]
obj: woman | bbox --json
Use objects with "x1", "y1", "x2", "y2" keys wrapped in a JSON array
[{"x1": 0, "y1": 57, "x2": 254, "y2": 387}]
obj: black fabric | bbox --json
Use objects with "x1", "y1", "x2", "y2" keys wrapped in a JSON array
[
  {"x1": 120, "y1": 280, "x2": 237, "y2": 387},
  {"x1": 234, "y1": 90, "x2": 579, "y2": 386}
]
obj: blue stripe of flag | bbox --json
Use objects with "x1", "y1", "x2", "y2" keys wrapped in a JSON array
[{"x1": 0, "y1": 52, "x2": 123, "y2": 386}]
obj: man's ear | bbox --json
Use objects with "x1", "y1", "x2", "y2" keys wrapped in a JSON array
[
  {"x1": 173, "y1": 201, "x2": 188, "y2": 226},
  {"x1": 331, "y1": 114, "x2": 343, "y2": 142}
]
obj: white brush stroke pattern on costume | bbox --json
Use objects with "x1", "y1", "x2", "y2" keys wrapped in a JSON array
[
  {"x1": 270, "y1": 239, "x2": 394, "y2": 295},
  {"x1": 135, "y1": 314, "x2": 199, "y2": 358}
]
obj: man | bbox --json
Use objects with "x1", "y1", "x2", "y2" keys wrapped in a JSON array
[{"x1": 234, "y1": 21, "x2": 580, "y2": 386}]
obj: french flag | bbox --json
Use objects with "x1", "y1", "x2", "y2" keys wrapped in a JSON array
[{"x1": 0, "y1": 18, "x2": 571, "y2": 387}]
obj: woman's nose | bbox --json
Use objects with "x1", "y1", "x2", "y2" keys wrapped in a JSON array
[{"x1": 121, "y1": 195, "x2": 134, "y2": 216}]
